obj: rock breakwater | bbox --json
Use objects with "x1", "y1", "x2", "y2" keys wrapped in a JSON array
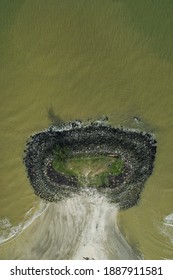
[{"x1": 24, "y1": 121, "x2": 157, "y2": 209}]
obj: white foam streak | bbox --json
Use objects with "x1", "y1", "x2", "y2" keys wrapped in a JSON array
[
  {"x1": 159, "y1": 213, "x2": 173, "y2": 245},
  {"x1": 0, "y1": 201, "x2": 48, "y2": 245}
]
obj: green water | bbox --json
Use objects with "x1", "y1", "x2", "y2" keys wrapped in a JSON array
[{"x1": 0, "y1": 0, "x2": 173, "y2": 259}]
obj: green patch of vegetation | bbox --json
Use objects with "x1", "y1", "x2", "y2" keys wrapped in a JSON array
[
  {"x1": 52, "y1": 145, "x2": 124, "y2": 187},
  {"x1": 90, "y1": 172, "x2": 109, "y2": 187},
  {"x1": 66, "y1": 155, "x2": 114, "y2": 176},
  {"x1": 53, "y1": 146, "x2": 71, "y2": 161},
  {"x1": 52, "y1": 146, "x2": 74, "y2": 176},
  {"x1": 109, "y1": 159, "x2": 124, "y2": 175}
]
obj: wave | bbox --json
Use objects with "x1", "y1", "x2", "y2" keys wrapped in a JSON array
[
  {"x1": 159, "y1": 213, "x2": 173, "y2": 246},
  {"x1": 0, "y1": 201, "x2": 48, "y2": 245}
]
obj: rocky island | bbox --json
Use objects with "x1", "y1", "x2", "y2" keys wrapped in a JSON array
[{"x1": 23, "y1": 120, "x2": 157, "y2": 209}]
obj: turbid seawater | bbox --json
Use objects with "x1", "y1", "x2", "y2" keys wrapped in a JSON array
[{"x1": 0, "y1": 0, "x2": 173, "y2": 259}]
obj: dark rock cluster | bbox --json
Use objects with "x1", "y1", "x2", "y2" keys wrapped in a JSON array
[{"x1": 23, "y1": 121, "x2": 157, "y2": 209}]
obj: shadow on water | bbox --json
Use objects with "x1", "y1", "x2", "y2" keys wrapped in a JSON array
[{"x1": 47, "y1": 106, "x2": 64, "y2": 126}]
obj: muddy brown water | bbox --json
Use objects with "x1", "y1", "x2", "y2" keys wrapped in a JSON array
[{"x1": 0, "y1": 0, "x2": 173, "y2": 259}]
